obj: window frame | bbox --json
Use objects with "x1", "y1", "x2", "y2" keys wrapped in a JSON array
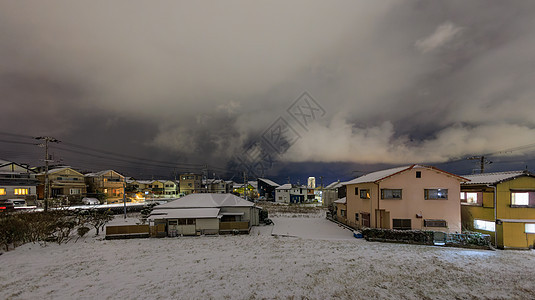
[
  {"x1": 392, "y1": 219, "x2": 411, "y2": 230},
  {"x1": 381, "y1": 189, "x2": 402, "y2": 200},
  {"x1": 424, "y1": 219, "x2": 447, "y2": 228},
  {"x1": 424, "y1": 189, "x2": 448, "y2": 200},
  {"x1": 525, "y1": 223, "x2": 535, "y2": 234},
  {"x1": 360, "y1": 189, "x2": 370, "y2": 199},
  {"x1": 474, "y1": 219, "x2": 495, "y2": 232},
  {"x1": 14, "y1": 188, "x2": 29, "y2": 195}
]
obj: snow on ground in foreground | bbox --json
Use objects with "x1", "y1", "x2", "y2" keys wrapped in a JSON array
[{"x1": 1, "y1": 217, "x2": 535, "y2": 299}]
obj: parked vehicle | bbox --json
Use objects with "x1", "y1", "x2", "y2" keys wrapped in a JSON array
[
  {"x1": 82, "y1": 197, "x2": 100, "y2": 205},
  {"x1": 7, "y1": 199, "x2": 26, "y2": 207},
  {"x1": 0, "y1": 200, "x2": 15, "y2": 212}
]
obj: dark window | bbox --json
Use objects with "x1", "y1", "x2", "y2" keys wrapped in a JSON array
[
  {"x1": 354, "y1": 187, "x2": 359, "y2": 195},
  {"x1": 392, "y1": 219, "x2": 411, "y2": 230},
  {"x1": 355, "y1": 213, "x2": 359, "y2": 222},
  {"x1": 381, "y1": 189, "x2": 402, "y2": 199},
  {"x1": 424, "y1": 189, "x2": 448, "y2": 200},
  {"x1": 416, "y1": 171, "x2": 421, "y2": 178},
  {"x1": 360, "y1": 189, "x2": 370, "y2": 199},
  {"x1": 424, "y1": 219, "x2": 447, "y2": 227}
]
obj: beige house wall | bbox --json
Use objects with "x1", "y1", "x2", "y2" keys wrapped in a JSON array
[{"x1": 346, "y1": 167, "x2": 462, "y2": 232}]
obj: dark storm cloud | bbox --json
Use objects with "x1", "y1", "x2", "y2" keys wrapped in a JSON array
[{"x1": 1, "y1": 0, "x2": 535, "y2": 176}]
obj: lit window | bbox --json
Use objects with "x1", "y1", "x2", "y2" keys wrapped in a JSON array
[
  {"x1": 14, "y1": 188, "x2": 29, "y2": 195},
  {"x1": 360, "y1": 189, "x2": 370, "y2": 199},
  {"x1": 474, "y1": 219, "x2": 495, "y2": 232},
  {"x1": 381, "y1": 189, "x2": 402, "y2": 199},
  {"x1": 526, "y1": 224, "x2": 535, "y2": 234},
  {"x1": 70, "y1": 188, "x2": 81, "y2": 195},
  {"x1": 461, "y1": 192, "x2": 479, "y2": 204},
  {"x1": 512, "y1": 192, "x2": 529, "y2": 206},
  {"x1": 0, "y1": 188, "x2": 5, "y2": 195},
  {"x1": 425, "y1": 189, "x2": 448, "y2": 200}
]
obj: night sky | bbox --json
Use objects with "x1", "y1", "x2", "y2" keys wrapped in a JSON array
[{"x1": 2, "y1": 1, "x2": 535, "y2": 185}]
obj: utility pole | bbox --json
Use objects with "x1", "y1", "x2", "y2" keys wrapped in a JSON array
[
  {"x1": 468, "y1": 156, "x2": 492, "y2": 174},
  {"x1": 319, "y1": 176, "x2": 324, "y2": 205},
  {"x1": 35, "y1": 136, "x2": 60, "y2": 212},
  {"x1": 243, "y1": 171, "x2": 248, "y2": 199},
  {"x1": 123, "y1": 176, "x2": 127, "y2": 219}
]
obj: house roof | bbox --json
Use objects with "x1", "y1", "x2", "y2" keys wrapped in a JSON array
[
  {"x1": 276, "y1": 183, "x2": 292, "y2": 190},
  {"x1": 84, "y1": 169, "x2": 125, "y2": 178},
  {"x1": 343, "y1": 164, "x2": 468, "y2": 185},
  {"x1": 461, "y1": 171, "x2": 532, "y2": 185},
  {"x1": 39, "y1": 166, "x2": 83, "y2": 176},
  {"x1": 148, "y1": 208, "x2": 221, "y2": 220},
  {"x1": 154, "y1": 193, "x2": 254, "y2": 210},
  {"x1": 325, "y1": 181, "x2": 343, "y2": 189},
  {"x1": 258, "y1": 178, "x2": 280, "y2": 187},
  {"x1": 334, "y1": 197, "x2": 346, "y2": 204}
]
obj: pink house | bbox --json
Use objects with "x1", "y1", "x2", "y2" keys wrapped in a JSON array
[{"x1": 343, "y1": 165, "x2": 468, "y2": 233}]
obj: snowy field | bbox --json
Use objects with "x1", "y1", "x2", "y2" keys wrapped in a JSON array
[{"x1": 1, "y1": 215, "x2": 535, "y2": 299}]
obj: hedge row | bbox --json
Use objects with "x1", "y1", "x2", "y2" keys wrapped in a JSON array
[{"x1": 362, "y1": 228, "x2": 434, "y2": 244}]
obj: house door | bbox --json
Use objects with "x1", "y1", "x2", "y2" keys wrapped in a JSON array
[
  {"x1": 377, "y1": 210, "x2": 390, "y2": 229},
  {"x1": 361, "y1": 213, "x2": 370, "y2": 227}
]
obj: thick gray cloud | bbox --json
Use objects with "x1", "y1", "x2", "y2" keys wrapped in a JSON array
[{"x1": 1, "y1": 1, "x2": 535, "y2": 178}]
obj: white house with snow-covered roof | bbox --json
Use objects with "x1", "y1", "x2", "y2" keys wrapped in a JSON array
[{"x1": 148, "y1": 193, "x2": 261, "y2": 236}]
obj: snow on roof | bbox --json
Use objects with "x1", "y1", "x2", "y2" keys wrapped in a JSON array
[
  {"x1": 84, "y1": 170, "x2": 123, "y2": 177},
  {"x1": 276, "y1": 183, "x2": 292, "y2": 190},
  {"x1": 38, "y1": 166, "x2": 78, "y2": 176},
  {"x1": 343, "y1": 166, "x2": 412, "y2": 185},
  {"x1": 334, "y1": 197, "x2": 346, "y2": 204},
  {"x1": 325, "y1": 181, "x2": 342, "y2": 189},
  {"x1": 148, "y1": 208, "x2": 220, "y2": 220},
  {"x1": 258, "y1": 178, "x2": 280, "y2": 187},
  {"x1": 154, "y1": 193, "x2": 254, "y2": 210},
  {"x1": 461, "y1": 171, "x2": 531, "y2": 185},
  {"x1": 343, "y1": 164, "x2": 467, "y2": 185}
]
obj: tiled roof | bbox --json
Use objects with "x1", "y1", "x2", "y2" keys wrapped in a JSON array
[
  {"x1": 258, "y1": 178, "x2": 280, "y2": 187},
  {"x1": 153, "y1": 193, "x2": 254, "y2": 209},
  {"x1": 461, "y1": 171, "x2": 531, "y2": 185}
]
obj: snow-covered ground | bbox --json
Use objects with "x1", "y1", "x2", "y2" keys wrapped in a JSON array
[{"x1": 1, "y1": 215, "x2": 535, "y2": 299}]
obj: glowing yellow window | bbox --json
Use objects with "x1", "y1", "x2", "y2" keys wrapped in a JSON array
[
  {"x1": 14, "y1": 188, "x2": 29, "y2": 195},
  {"x1": 0, "y1": 188, "x2": 6, "y2": 195}
]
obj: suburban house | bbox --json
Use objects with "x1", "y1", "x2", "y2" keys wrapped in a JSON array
[
  {"x1": 162, "y1": 180, "x2": 179, "y2": 197},
  {"x1": 37, "y1": 167, "x2": 87, "y2": 201},
  {"x1": 257, "y1": 178, "x2": 280, "y2": 200},
  {"x1": 179, "y1": 173, "x2": 202, "y2": 195},
  {"x1": 148, "y1": 193, "x2": 261, "y2": 236},
  {"x1": 323, "y1": 181, "x2": 343, "y2": 208},
  {"x1": 275, "y1": 184, "x2": 307, "y2": 203},
  {"x1": 461, "y1": 170, "x2": 535, "y2": 249},
  {"x1": 334, "y1": 197, "x2": 347, "y2": 224},
  {"x1": 233, "y1": 181, "x2": 257, "y2": 199},
  {"x1": 343, "y1": 165, "x2": 467, "y2": 233},
  {"x1": 0, "y1": 160, "x2": 39, "y2": 203},
  {"x1": 85, "y1": 170, "x2": 125, "y2": 203},
  {"x1": 203, "y1": 179, "x2": 232, "y2": 194}
]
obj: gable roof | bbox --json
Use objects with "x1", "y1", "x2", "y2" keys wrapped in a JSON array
[
  {"x1": 258, "y1": 178, "x2": 280, "y2": 187},
  {"x1": 276, "y1": 183, "x2": 292, "y2": 190},
  {"x1": 39, "y1": 166, "x2": 84, "y2": 177},
  {"x1": 343, "y1": 164, "x2": 468, "y2": 185},
  {"x1": 325, "y1": 181, "x2": 342, "y2": 189},
  {"x1": 461, "y1": 171, "x2": 533, "y2": 185},
  {"x1": 84, "y1": 169, "x2": 124, "y2": 178},
  {"x1": 154, "y1": 193, "x2": 254, "y2": 210}
]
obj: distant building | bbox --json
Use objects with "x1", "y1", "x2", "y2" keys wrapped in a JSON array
[
  {"x1": 257, "y1": 178, "x2": 280, "y2": 200},
  {"x1": 0, "y1": 160, "x2": 39, "y2": 203},
  {"x1": 307, "y1": 177, "x2": 316, "y2": 189},
  {"x1": 84, "y1": 170, "x2": 125, "y2": 204},
  {"x1": 37, "y1": 166, "x2": 87, "y2": 202},
  {"x1": 179, "y1": 173, "x2": 202, "y2": 195},
  {"x1": 275, "y1": 184, "x2": 307, "y2": 203},
  {"x1": 323, "y1": 181, "x2": 344, "y2": 208}
]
